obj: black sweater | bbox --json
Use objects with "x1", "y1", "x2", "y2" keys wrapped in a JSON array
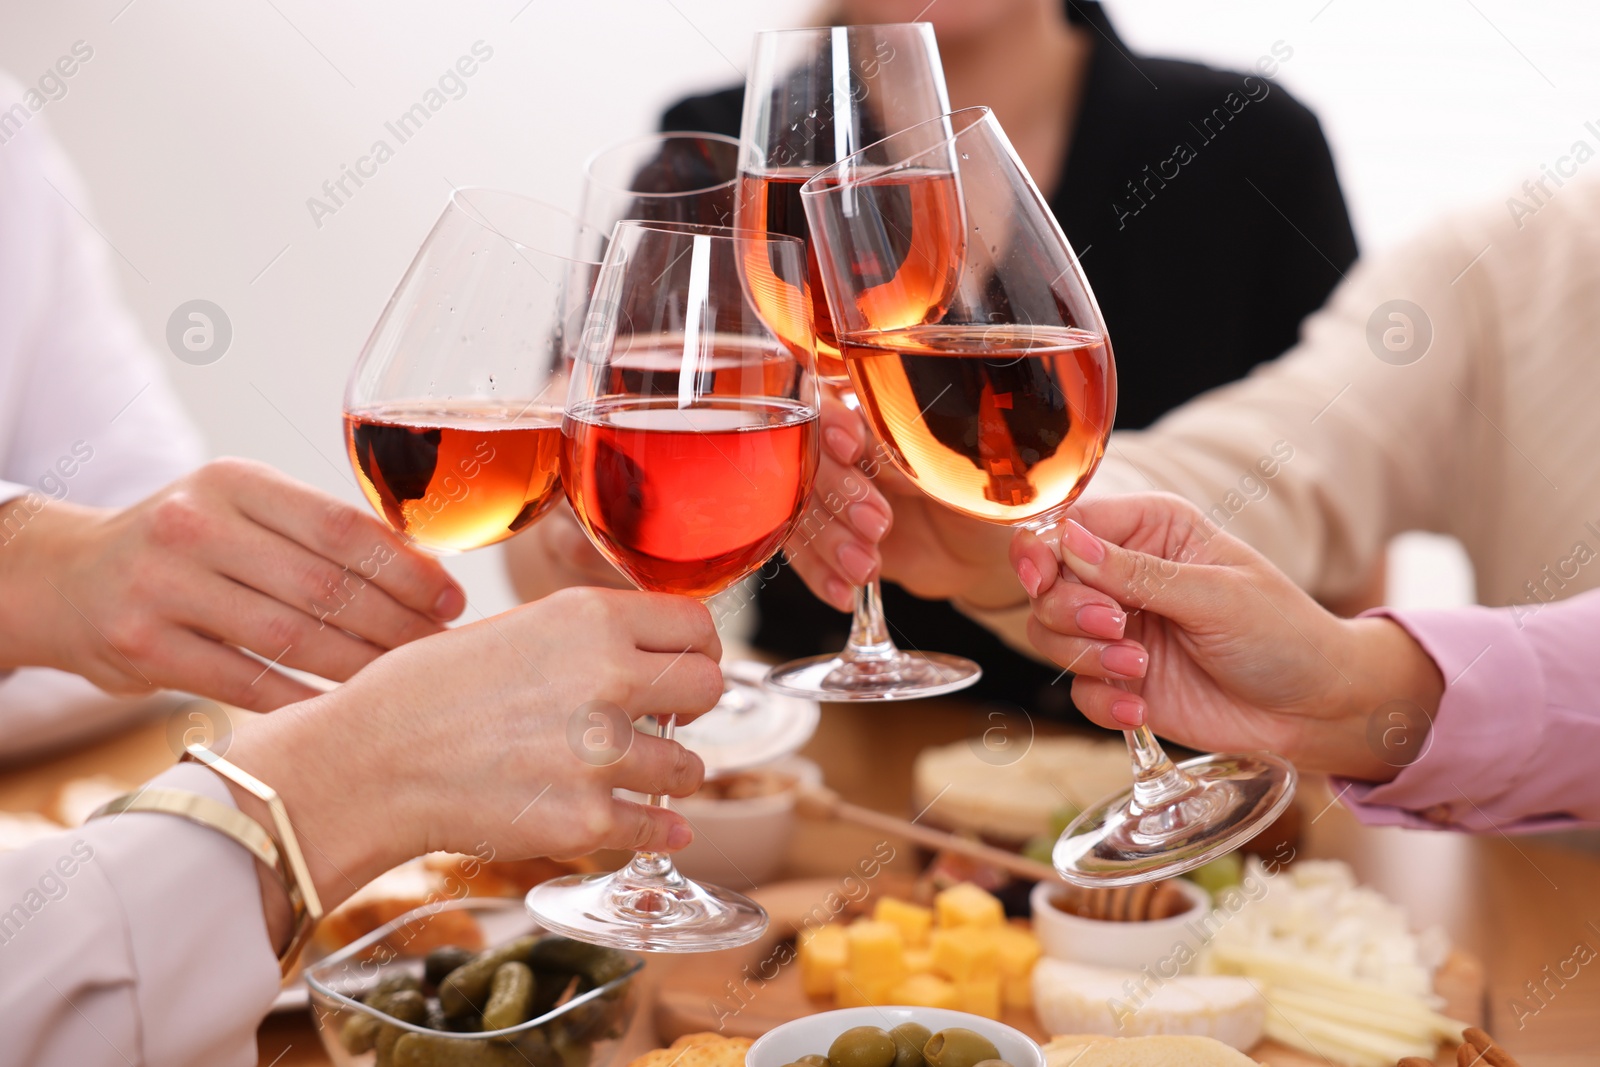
[{"x1": 662, "y1": 2, "x2": 1358, "y2": 720}]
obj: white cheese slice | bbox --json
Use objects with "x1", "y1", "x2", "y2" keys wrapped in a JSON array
[{"x1": 1033, "y1": 958, "x2": 1266, "y2": 1051}]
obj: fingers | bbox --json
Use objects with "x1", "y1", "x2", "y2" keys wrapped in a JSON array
[
  {"x1": 1057, "y1": 515, "x2": 1221, "y2": 623},
  {"x1": 1070, "y1": 676, "x2": 1149, "y2": 731},
  {"x1": 607, "y1": 591, "x2": 721, "y2": 659},
  {"x1": 200, "y1": 515, "x2": 445, "y2": 654},
  {"x1": 132, "y1": 628, "x2": 321, "y2": 712},
  {"x1": 622, "y1": 649, "x2": 724, "y2": 722},
  {"x1": 181, "y1": 571, "x2": 389, "y2": 683},
  {"x1": 600, "y1": 798, "x2": 694, "y2": 853},
  {"x1": 214, "y1": 458, "x2": 466, "y2": 621},
  {"x1": 782, "y1": 412, "x2": 893, "y2": 612},
  {"x1": 1011, "y1": 528, "x2": 1063, "y2": 600},
  {"x1": 610, "y1": 733, "x2": 705, "y2": 798},
  {"x1": 1024, "y1": 615, "x2": 1148, "y2": 682},
  {"x1": 542, "y1": 507, "x2": 630, "y2": 586}
]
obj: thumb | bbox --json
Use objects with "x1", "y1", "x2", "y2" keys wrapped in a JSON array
[
  {"x1": 605, "y1": 798, "x2": 694, "y2": 854},
  {"x1": 1010, "y1": 528, "x2": 1063, "y2": 599},
  {"x1": 1058, "y1": 516, "x2": 1229, "y2": 625}
]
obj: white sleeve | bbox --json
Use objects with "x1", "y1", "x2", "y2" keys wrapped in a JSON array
[{"x1": 0, "y1": 765, "x2": 281, "y2": 1067}]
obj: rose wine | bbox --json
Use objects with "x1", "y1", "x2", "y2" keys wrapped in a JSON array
[
  {"x1": 600, "y1": 336, "x2": 801, "y2": 402},
  {"x1": 562, "y1": 396, "x2": 818, "y2": 599},
  {"x1": 345, "y1": 402, "x2": 563, "y2": 553},
  {"x1": 736, "y1": 167, "x2": 962, "y2": 383},
  {"x1": 843, "y1": 324, "x2": 1115, "y2": 525}
]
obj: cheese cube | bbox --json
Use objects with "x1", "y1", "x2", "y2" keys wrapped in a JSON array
[
  {"x1": 798, "y1": 925, "x2": 848, "y2": 999},
  {"x1": 1002, "y1": 974, "x2": 1032, "y2": 1010},
  {"x1": 874, "y1": 897, "x2": 935, "y2": 947},
  {"x1": 992, "y1": 924, "x2": 1041, "y2": 978},
  {"x1": 930, "y1": 926, "x2": 1000, "y2": 982},
  {"x1": 904, "y1": 948, "x2": 935, "y2": 975},
  {"x1": 835, "y1": 968, "x2": 894, "y2": 1007},
  {"x1": 935, "y1": 882, "x2": 1005, "y2": 929},
  {"x1": 892, "y1": 973, "x2": 959, "y2": 1010},
  {"x1": 953, "y1": 975, "x2": 1002, "y2": 1019},
  {"x1": 846, "y1": 920, "x2": 906, "y2": 985}
]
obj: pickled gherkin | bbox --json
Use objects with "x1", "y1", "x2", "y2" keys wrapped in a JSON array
[
  {"x1": 391, "y1": 1031, "x2": 527, "y2": 1067},
  {"x1": 438, "y1": 936, "x2": 540, "y2": 1017},
  {"x1": 424, "y1": 946, "x2": 477, "y2": 987},
  {"x1": 482, "y1": 962, "x2": 537, "y2": 1032},
  {"x1": 373, "y1": 989, "x2": 428, "y2": 1067}
]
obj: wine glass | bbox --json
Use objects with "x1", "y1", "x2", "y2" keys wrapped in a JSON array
[
  {"x1": 739, "y1": 22, "x2": 982, "y2": 702},
  {"x1": 345, "y1": 189, "x2": 602, "y2": 554},
  {"x1": 574, "y1": 131, "x2": 740, "y2": 263},
  {"x1": 525, "y1": 220, "x2": 819, "y2": 950},
  {"x1": 802, "y1": 107, "x2": 1298, "y2": 886}
]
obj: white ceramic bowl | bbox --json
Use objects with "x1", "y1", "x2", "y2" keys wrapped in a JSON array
[
  {"x1": 666, "y1": 755, "x2": 820, "y2": 887},
  {"x1": 746, "y1": 1007, "x2": 1045, "y2": 1067},
  {"x1": 1029, "y1": 878, "x2": 1212, "y2": 974}
]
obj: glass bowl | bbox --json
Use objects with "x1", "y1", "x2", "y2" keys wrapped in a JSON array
[{"x1": 305, "y1": 896, "x2": 643, "y2": 1067}]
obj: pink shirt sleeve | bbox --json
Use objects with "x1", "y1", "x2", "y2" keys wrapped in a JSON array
[
  {"x1": 1337, "y1": 590, "x2": 1600, "y2": 832},
  {"x1": 0, "y1": 764, "x2": 281, "y2": 1066}
]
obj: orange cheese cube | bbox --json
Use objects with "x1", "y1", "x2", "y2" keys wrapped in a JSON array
[
  {"x1": 874, "y1": 897, "x2": 935, "y2": 948},
  {"x1": 798, "y1": 925, "x2": 848, "y2": 999},
  {"x1": 904, "y1": 948, "x2": 935, "y2": 975},
  {"x1": 992, "y1": 924, "x2": 1041, "y2": 978},
  {"x1": 846, "y1": 920, "x2": 906, "y2": 985},
  {"x1": 930, "y1": 926, "x2": 1000, "y2": 982},
  {"x1": 935, "y1": 882, "x2": 1005, "y2": 929},
  {"x1": 891, "y1": 973, "x2": 959, "y2": 1010}
]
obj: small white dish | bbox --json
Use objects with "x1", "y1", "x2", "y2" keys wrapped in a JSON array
[
  {"x1": 1029, "y1": 878, "x2": 1212, "y2": 973},
  {"x1": 662, "y1": 755, "x2": 820, "y2": 888},
  {"x1": 746, "y1": 1006, "x2": 1045, "y2": 1067}
]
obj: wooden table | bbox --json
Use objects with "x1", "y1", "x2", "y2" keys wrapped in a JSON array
[{"x1": 3, "y1": 700, "x2": 1596, "y2": 1066}]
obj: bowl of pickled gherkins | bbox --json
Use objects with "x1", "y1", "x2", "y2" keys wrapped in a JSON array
[
  {"x1": 306, "y1": 897, "x2": 642, "y2": 1067},
  {"x1": 745, "y1": 1008, "x2": 1044, "y2": 1067}
]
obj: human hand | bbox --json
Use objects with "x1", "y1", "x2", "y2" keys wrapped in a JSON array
[
  {"x1": 225, "y1": 585, "x2": 724, "y2": 911},
  {"x1": 777, "y1": 391, "x2": 1019, "y2": 611},
  {"x1": 2, "y1": 458, "x2": 464, "y2": 709},
  {"x1": 1010, "y1": 492, "x2": 1443, "y2": 781}
]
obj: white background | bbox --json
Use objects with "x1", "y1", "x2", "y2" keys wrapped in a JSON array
[{"x1": 4, "y1": 0, "x2": 1596, "y2": 618}]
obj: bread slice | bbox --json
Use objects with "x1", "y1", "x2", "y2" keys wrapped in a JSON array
[{"x1": 1043, "y1": 1034, "x2": 1261, "y2": 1067}]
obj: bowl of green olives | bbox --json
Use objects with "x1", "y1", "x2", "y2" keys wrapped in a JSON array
[
  {"x1": 305, "y1": 897, "x2": 642, "y2": 1067},
  {"x1": 745, "y1": 1008, "x2": 1044, "y2": 1067}
]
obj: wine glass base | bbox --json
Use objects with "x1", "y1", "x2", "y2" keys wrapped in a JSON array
[
  {"x1": 763, "y1": 650, "x2": 981, "y2": 702},
  {"x1": 525, "y1": 871, "x2": 768, "y2": 952},
  {"x1": 1052, "y1": 752, "x2": 1297, "y2": 887}
]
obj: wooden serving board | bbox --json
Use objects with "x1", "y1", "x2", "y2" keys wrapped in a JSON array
[{"x1": 653, "y1": 880, "x2": 1484, "y2": 1067}]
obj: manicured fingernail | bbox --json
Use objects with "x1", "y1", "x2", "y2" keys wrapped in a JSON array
[
  {"x1": 1111, "y1": 699, "x2": 1145, "y2": 727},
  {"x1": 1061, "y1": 518, "x2": 1106, "y2": 565},
  {"x1": 433, "y1": 585, "x2": 466, "y2": 618},
  {"x1": 825, "y1": 426, "x2": 859, "y2": 463},
  {"x1": 825, "y1": 578, "x2": 853, "y2": 610},
  {"x1": 837, "y1": 541, "x2": 878, "y2": 585},
  {"x1": 849, "y1": 503, "x2": 890, "y2": 542},
  {"x1": 1077, "y1": 603, "x2": 1126, "y2": 639},
  {"x1": 1017, "y1": 557, "x2": 1043, "y2": 599},
  {"x1": 666, "y1": 823, "x2": 692, "y2": 850},
  {"x1": 1102, "y1": 644, "x2": 1148, "y2": 678}
]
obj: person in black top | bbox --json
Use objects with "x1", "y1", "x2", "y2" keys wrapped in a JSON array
[{"x1": 507, "y1": 0, "x2": 1357, "y2": 720}]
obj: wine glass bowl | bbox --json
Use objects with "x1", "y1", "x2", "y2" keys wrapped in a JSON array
[
  {"x1": 576, "y1": 131, "x2": 741, "y2": 264},
  {"x1": 801, "y1": 107, "x2": 1295, "y2": 886},
  {"x1": 739, "y1": 22, "x2": 983, "y2": 702},
  {"x1": 344, "y1": 189, "x2": 602, "y2": 554},
  {"x1": 527, "y1": 220, "x2": 820, "y2": 951}
]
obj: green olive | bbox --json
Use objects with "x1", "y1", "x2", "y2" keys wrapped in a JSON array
[
  {"x1": 971, "y1": 1059, "x2": 1014, "y2": 1067},
  {"x1": 889, "y1": 1023, "x2": 932, "y2": 1067},
  {"x1": 796, "y1": 1056, "x2": 831, "y2": 1067},
  {"x1": 829, "y1": 1026, "x2": 898, "y2": 1067},
  {"x1": 922, "y1": 1029, "x2": 1000, "y2": 1067}
]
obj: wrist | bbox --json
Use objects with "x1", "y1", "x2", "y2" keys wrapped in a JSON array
[
  {"x1": 0, "y1": 498, "x2": 103, "y2": 672},
  {"x1": 223, "y1": 692, "x2": 410, "y2": 913},
  {"x1": 1324, "y1": 616, "x2": 1446, "y2": 783}
]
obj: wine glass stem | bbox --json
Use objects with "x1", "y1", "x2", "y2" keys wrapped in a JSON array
[
  {"x1": 845, "y1": 579, "x2": 898, "y2": 660},
  {"x1": 629, "y1": 715, "x2": 680, "y2": 880},
  {"x1": 1124, "y1": 722, "x2": 1200, "y2": 813}
]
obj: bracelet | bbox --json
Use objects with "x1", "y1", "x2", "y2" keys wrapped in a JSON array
[{"x1": 184, "y1": 744, "x2": 324, "y2": 975}]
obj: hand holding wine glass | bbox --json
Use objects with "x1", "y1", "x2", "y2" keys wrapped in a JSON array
[
  {"x1": 803, "y1": 107, "x2": 1295, "y2": 885},
  {"x1": 526, "y1": 219, "x2": 820, "y2": 951}
]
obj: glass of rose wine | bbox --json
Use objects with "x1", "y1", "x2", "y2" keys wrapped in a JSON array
[
  {"x1": 802, "y1": 107, "x2": 1297, "y2": 886},
  {"x1": 344, "y1": 189, "x2": 602, "y2": 554},
  {"x1": 575, "y1": 131, "x2": 740, "y2": 263},
  {"x1": 739, "y1": 22, "x2": 982, "y2": 702},
  {"x1": 525, "y1": 219, "x2": 819, "y2": 950}
]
